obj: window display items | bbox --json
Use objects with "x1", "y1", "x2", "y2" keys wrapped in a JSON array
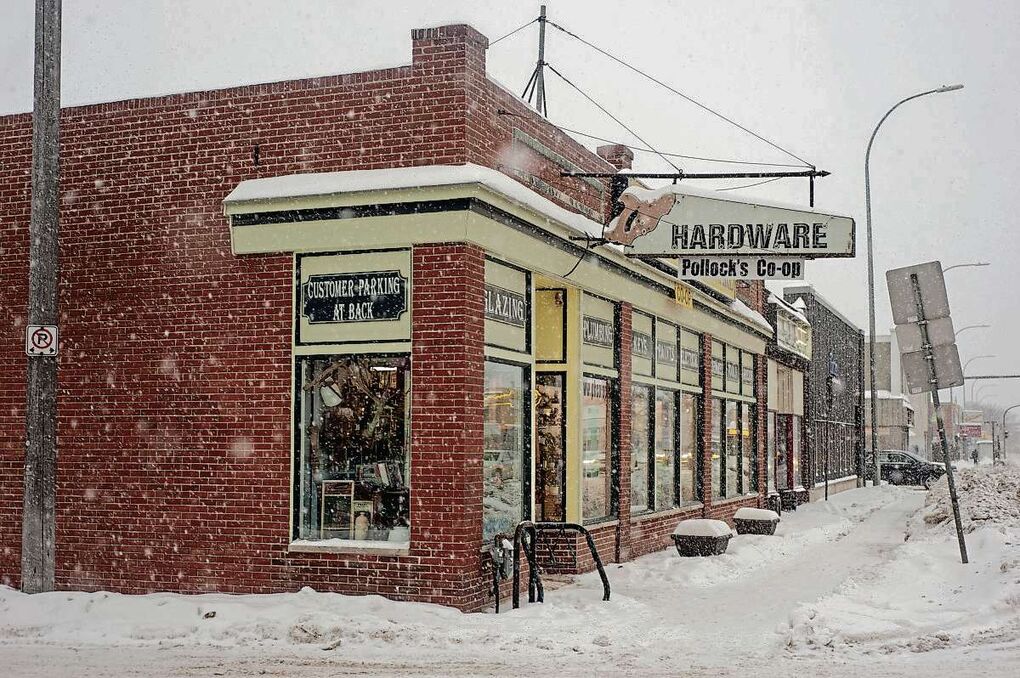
[
  {"x1": 631, "y1": 385, "x2": 652, "y2": 513},
  {"x1": 536, "y1": 373, "x2": 566, "y2": 522},
  {"x1": 483, "y1": 361, "x2": 527, "y2": 540},
  {"x1": 582, "y1": 376, "x2": 614, "y2": 523},
  {"x1": 298, "y1": 355, "x2": 411, "y2": 542}
]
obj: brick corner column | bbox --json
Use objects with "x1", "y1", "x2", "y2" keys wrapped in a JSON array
[
  {"x1": 616, "y1": 302, "x2": 633, "y2": 562},
  {"x1": 409, "y1": 243, "x2": 485, "y2": 579},
  {"x1": 700, "y1": 334, "x2": 714, "y2": 513}
]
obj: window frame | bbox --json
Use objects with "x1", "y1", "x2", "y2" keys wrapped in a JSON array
[
  {"x1": 482, "y1": 357, "x2": 533, "y2": 540},
  {"x1": 292, "y1": 352, "x2": 412, "y2": 543}
]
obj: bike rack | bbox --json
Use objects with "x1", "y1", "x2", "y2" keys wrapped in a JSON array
[{"x1": 506, "y1": 521, "x2": 611, "y2": 610}]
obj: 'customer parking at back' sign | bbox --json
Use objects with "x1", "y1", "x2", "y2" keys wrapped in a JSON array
[{"x1": 302, "y1": 271, "x2": 407, "y2": 323}]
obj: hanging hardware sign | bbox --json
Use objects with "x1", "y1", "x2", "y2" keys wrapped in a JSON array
[
  {"x1": 677, "y1": 257, "x2": 804, "y2": 280},
  {"x1": 302, "y1": 270, "x2": 407, "y2": 323},
  {"x1": 604, "y1": 186, "x2": 854, "y2": 259}
]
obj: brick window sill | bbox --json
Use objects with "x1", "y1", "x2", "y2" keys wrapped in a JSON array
[
  {"x1": 710, "y1": 494, "x2": 760, "y2": 507},
  {"x1": 630, "y1": 503, "x2": 703, "y2": 525},
  {"x1": 288, "y1": 539, "x2": 410, "y2": 557}
]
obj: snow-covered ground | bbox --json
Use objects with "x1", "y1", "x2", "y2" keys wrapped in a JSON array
[{"x1": 2, "y1": 467, "x2": 1019, "y2": 677}]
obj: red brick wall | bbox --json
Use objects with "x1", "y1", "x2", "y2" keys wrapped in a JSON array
[
  {"x1": 0, "y1": 20, "x2": 767, "y2": 605},
  {"x1": 615, "y1": 303, "x2": 633, "y2": 561},
  {"x1": 0, "y1": 25, "x2": 495, "y2": 605},
  {"x1": 0, "y1": 113, "x2": 31, "y2": 588}
]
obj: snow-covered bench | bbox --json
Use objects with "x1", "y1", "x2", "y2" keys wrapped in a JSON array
[
  {"x1": 733, "y1": 507, "x2": 780, "y2": 535},
  {"x1": 671, "y1": 519, "x2": 733, "y2": 557}
]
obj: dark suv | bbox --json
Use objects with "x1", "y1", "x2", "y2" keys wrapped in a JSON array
[{"x1": 864, "y1": 450, "x2": 947, "y2": 489}]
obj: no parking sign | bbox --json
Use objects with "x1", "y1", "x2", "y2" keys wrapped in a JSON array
[{"x1": 25, "y1": 325, "x2": 58, "y2": 356}]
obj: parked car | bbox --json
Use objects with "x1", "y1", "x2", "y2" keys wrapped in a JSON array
[{"x1": 864, "y1": 450, "x2": 950, "y2": 489}]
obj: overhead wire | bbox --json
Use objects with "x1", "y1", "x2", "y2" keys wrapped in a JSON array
[
  {"x1": 549, "y1": 122, "x2": 805, "y2": 168},
  {"x1": 488, "y1": 17, "x2": 538, "y2": 47},
  {"x1": 716, "y1": 177, "x2": 785, "y2": 191},
  {"x1": 545, "y1": 63, "x2": 684, "y2": 174},
  {"x1": 545, "y1": 19, "x2": 814, "y2": 168}
]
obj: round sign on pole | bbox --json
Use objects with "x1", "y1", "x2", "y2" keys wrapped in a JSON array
[{"x1": 25, "y1": 325, "x2": 58, "y2": 356}]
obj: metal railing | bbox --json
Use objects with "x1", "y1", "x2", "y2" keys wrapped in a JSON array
[{"x1": 495, "y1": 521, "x2": 611, "y2": 611}]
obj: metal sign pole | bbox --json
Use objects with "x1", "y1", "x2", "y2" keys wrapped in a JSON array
[{"x1": 910, "y1": 273, "x2": 968, "y2": 564}]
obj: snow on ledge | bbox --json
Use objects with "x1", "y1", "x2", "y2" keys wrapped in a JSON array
[
  {"x1": 223, "y1": 163, "x2": 608, "y2": 240},
  {"x1": 730, "y1": 298, "x2": 773, "y2": 334},
  {"x1": 289, "y1": 538, "x2": 410, "y2": 555},
  {"x1": 733, "y1": 507, "x2": 780, "y2": 521},
  {"x1": 672, "y1": 519, "x2": 734, "y2": 538}
]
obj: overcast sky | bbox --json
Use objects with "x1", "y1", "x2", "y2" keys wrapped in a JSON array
[{"x1": 2, "y1": 0, "x2": 1018, "y2": 411}]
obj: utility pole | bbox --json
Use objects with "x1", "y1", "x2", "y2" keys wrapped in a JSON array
[
  {"x1": 521, "y1": 6, "x2": 549, "y2": 117},
  {"x1": 22, "y1": 0, "x2": 61, "y2": 594}
]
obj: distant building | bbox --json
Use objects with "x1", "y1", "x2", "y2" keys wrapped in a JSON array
[
  {"x1": 863, "y1": 333, "x2": 916, "y2": 453},
  {"x1": 763, "y1": 293, "x2": 812, "y2": 507},
  {"x1": 783, "y1": 286, "x2": 865, "y2": 499}
]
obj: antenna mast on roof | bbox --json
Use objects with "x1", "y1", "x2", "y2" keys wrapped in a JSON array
[{"x1": 521, "y1": 5, "x2": 549, "y2": 117}]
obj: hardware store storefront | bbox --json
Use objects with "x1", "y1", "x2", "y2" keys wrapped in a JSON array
[{"x1": 224, "y1": 163, "x2": 771, "y2": 608}]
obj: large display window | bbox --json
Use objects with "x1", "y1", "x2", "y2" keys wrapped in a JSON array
[
  {"x1": 631, "y1": 384, "x2": 653, "y2": 513},
  {"x1": 712, "y1": 398, "x2": 723, "y2": 498},
  {"x1": 655, "y1": 390, "x2": 677, "y2": 509},
  {"x1": 741, "y1": 403, "x2": 754, "y2": 493},
  {"x1": 767, "y1": 411, "x2": 777, "y2": 493},
  {"x1": 296, "y1": 354, "x2": 411, "y2": 543},
  {"x1": 536, "y1": 373, "x2": 566, "y2": 522},
  {"x1": 679, "y1": 393, "x2": 698, "y2": 503},
  {"x1": 582, "y1": 375, "x2": 616, "y2": 523},
  {"x1": 483, "y1": 360, "x2": 529, "y2": 541},
  {"x1": 725, "y1": 400, "x2": 740, "y2": 497}
]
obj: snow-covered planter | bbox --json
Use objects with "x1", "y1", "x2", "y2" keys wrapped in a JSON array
[
  {"x1": 671, "y1": 519, "x2": 733, "y2": 557},
  {"x1": 733, "y1": 507, "x2": 780, "y2": 535}
]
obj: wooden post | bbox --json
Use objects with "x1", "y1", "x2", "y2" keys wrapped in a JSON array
[{"x1": 22, "y1": 0, "x2": 61, "y2": 594}]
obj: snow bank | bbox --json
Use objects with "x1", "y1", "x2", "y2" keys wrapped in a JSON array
[
  {"x1": 786, "y1": 464, "x2": 1020, "y2": 657},
  {"x1": 920, "y1": 464, "x2": 1020, "y2": 533}
]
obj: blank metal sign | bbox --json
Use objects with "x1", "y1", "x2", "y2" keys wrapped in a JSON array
[{"x1": 886, "y1": 261, "x2": 950, "y2": 325}]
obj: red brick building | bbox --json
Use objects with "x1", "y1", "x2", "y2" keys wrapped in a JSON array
[{"x1": 1, "y1": 23, "x2": 777, "y2": 611}]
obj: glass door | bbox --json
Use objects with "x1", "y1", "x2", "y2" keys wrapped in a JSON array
[{"x1": 535, "y1": 372, "x2": 566, "y2": 521}]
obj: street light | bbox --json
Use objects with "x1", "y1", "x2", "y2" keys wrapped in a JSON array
[
  {"x1": 865, "y1": 83, "x2": 964, "y2": 486},
  {"x1": 955, "y1": 324, "x2": 990, "y2": 337},
  {"x1": 1001, "y1": 404, "x2": 1020, "y2": 463},
  {"x1": 973, "y1": 383, "x2": 998, "y2": 402},
  {"x1": 943, "y1": 262, "x2": 990, "y2": 274}
]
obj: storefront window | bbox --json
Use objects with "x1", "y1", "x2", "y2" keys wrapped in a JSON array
[
  {"x1": 792, "y1": 415, "x2": 802, "y2": 488},
  {"x1": 536, "y1": 373, "x2": 566, "y2": 522},
  {"x1": 741, "y1": 403, "x2": 753, "y2": 493},
  {"x1": 582, "y1": 376, "x2": 615, "y2": 523},
  {"x1": 767, "y1": 411, "x2": 777, "y2": 494},
  {"x1": 725, "y1": 400, "x2": 739, "y2": 497},
  {"x1": 297, "y1": 355, "x2": 410, "y2": 543},
  {"x1": 483, "y1": 361, "x2": 527, "y2": 541},
  {"x1": 655, "y1": 390, "x2": 676, "y2": 509},
  {"x1": 631, "y1": 384, "x2": 653, "y2": 513},
  {"x1": 679, "y1": 393, "x2": 698, "y2": 503},
  {"x1": 712, "y1": 398, "x2": 723, "y2": 498}
]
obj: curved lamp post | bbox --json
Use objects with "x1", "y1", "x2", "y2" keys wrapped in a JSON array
[
  {"x1": 973, "y1": 383, "x2": 998, "y2": 403},
  {"x1": 943, "y1": 262, "x2": 990, "y2": 274},
  {"x1": 955, "y1": 324, "x2": 990, "y2": 337},
  {"x1": 865, "y1": 84, "x2": 964, "y2": 486},
  {"x1": 1002, "y1": 404, "x2": 1020, "y2": 462}
]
